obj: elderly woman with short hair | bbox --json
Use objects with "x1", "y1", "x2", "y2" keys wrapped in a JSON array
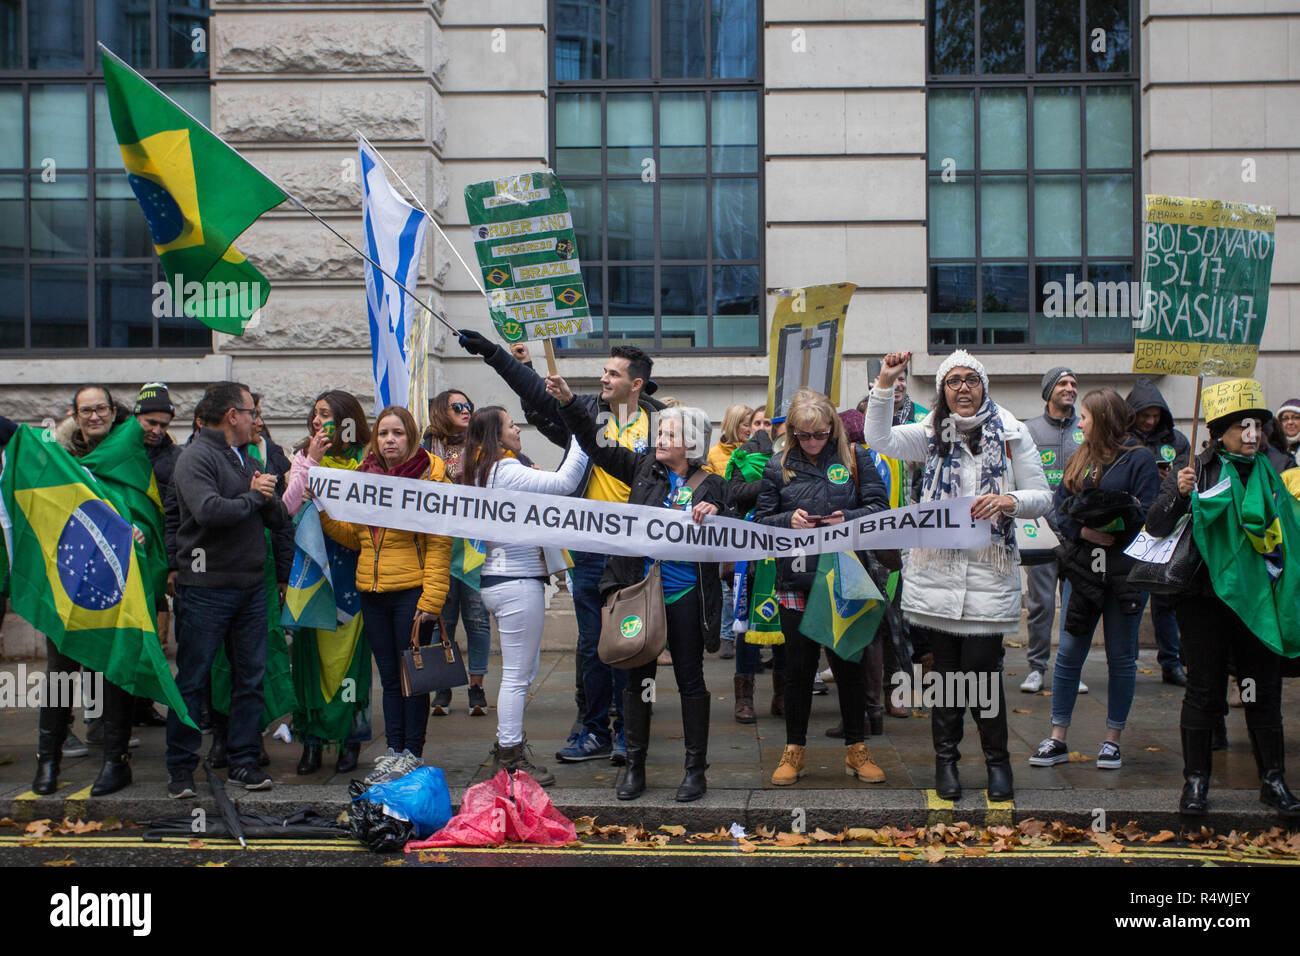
[{"x1": 546, "y1": 375, "x2": 727, "y2": 804}]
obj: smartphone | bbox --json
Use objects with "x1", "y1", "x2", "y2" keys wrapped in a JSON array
[{"x1": 805, "y1": 514, "x2": 826, "y2": 527}]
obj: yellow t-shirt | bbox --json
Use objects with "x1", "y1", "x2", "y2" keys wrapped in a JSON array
[
  {"x1": 585, "y1": 408, "x2": 650, "y2": 503},
  {"x1": 1283, "y1": 467, "x2": 1300, "y2": 502}
]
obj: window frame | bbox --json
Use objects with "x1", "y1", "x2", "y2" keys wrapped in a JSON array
[
  {"x1": 0, "y1": 0, "x2": 213, "y2": 356},
  {"x1": 547, "y1": 0, "x2": 766, "y2": 356},
  {"x1": 925, "y1": 0, "x2": 1141, "y2": 353}
]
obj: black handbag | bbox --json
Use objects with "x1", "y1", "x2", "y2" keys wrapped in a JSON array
[
  {"x1": 1127, "y1": 515, "x2": 1204, "y2": 595},
  {"x1": 399, "y1": 615, "x2": 468, "y2": 697}
]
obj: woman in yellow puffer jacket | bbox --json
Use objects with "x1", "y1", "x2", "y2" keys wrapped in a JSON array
[{"x1": 319, "y1": 405, "x2": 452, "y2": 784}]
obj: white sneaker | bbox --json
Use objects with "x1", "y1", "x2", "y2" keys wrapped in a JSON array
[
  {"x1": 818, "y1": 668, "x2": 835, "y2": 684},
  {"x1": 1019, "y1": 670, "x2": 1043, "y2": 693},
  {"x1": 363, "y1": 748, "x2": 400, "y2": 785},
  {"x1": 1078, "y1": 680, "x2": 1089, "y2": 694},
  {"x1": 394, "y1": 749, "x2": 423, "y2": 778}
]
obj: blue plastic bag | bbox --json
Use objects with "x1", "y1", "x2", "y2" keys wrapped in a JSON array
[{"x1": 355, "y1": 766, "x2": 453, "y2": 840}]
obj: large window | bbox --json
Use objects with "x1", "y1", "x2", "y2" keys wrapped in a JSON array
[
  {"x1": 0, "y1": 0, "x2": 211, "y2": 352},
  {"x1": 926, "y1": 0, "x2": 1138, "y2": 350},
  {"x1": 549, "y1": 0, "x2": 763, "y2": 354}
]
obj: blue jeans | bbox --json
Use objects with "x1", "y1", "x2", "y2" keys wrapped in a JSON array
[
  {"x1": 360, "y1": 588, "x2": 429, "y2": 757},
  {"x1": 442, "y1": 576, "x2": 491, "y2": 676},
  {"x1": 1149, "y1": 592, "x2": 1181, "y2": 670},
  {"x1": 1050, "y1": 591, "x2": 1141, "y2": 731},
  {"x1": 720, "y1": 577, "x2": 736, "y2": 643},
  {"x1": 569, "y1": 551, "x2": 625, "y2": 744},
  {"x1": 166, "y1": 584, "x2": 267, "y2": 773}
]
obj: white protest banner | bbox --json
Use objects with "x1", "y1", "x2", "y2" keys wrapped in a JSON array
[
  {"x1": 1123, "y1": 514, "x2": 1191, "y2": 566},
  {"x1": 308, "y1": 467, "x2": 990, "y2": 563}
]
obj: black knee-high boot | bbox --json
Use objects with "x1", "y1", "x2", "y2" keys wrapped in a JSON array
[
  {"x1": 932, "y1": 704, "x2": 963, "y2": 800},
  {"x1": 1179, "y1": 726, "x2": 1212, "y2": 815},
  {"x1": 676, "y1": 696, "x2": 710, "y2": 802},
  {"x1": 972, "y1": 686, "x2": 1012, "y2": 801},
  {"x1": 1248, "y1": 726, "x2": 1300, "y2": 818},
  {"x1": 33, "y1": 706, "x2": 71, "y2": 795},
  {"x1": 91, "y1": 684, "x2": 132, "y2": 797},
  {"x1": 616, "y1": 686, "x2": 650, "y2": 800}
]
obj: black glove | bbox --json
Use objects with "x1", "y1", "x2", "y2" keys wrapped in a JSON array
[{"x1": 457, "y1": 328, "x2": 497, "y2": 358}]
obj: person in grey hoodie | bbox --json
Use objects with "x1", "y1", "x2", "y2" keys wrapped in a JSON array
[
  {"x1": 1020, "y1": 367, "x2": 1084, "y2": 695},
  {"x1": 1125, "y1": 378, "x2": 1190, "y2": 686}
]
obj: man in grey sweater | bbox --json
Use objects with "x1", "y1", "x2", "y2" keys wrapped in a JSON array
[
  {"x1": 164, "y1": 382, "x2": 287, "y2": 798},
  {"x1": 1021, "y1": 367, "x2": 1086, "y2": 695}
]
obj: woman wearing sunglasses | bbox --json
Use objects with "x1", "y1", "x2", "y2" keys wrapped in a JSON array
[
  {"x1": 422, "y1": 389, "x2": 493, "y2": 718},
  {"x1": 752, "y1": 389, "x2": 891, "y2": 787},
  {"x1": 866, "y1": 350, "x2": 1051, "y2": 802}
]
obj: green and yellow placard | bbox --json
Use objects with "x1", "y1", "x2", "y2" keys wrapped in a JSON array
[
  {"x1": 464, "y1": 172, "x2": 593, "y2": 343},
  {"x1": 1133, "y1": 195, "x2": 1275, "y2": 378}
]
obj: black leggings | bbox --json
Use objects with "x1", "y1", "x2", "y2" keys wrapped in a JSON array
[
  {"x1": 780, "y1": 604, "x2": 867, "y2": 746},
  {"x1": 1177, "y1": 595, "x2": 1282, "y2": 732},
  {"x1": 628, "y1": 587, "x2": 708, "y2": 701}
]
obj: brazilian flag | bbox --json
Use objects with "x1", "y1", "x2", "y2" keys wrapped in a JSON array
[
  {"x1": 450, "y1": 537, "x2": 485, "y2": 590},
  {"x1": 799, "y1": 551, "x2": 886, "y2": 663},
  {"x1": 100, "y1": 45, "x2": 286, "y2": 334},
  {"x1": 0, "y1": 425, "x2": 192, "y2": 724},
  {"x1": 744, "y1": 558, "x2": 784, "y2": 645}
]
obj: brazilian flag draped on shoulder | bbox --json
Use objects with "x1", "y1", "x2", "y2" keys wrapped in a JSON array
[
  {"x1": 77, "y1": 418, "x2": 167, "y2": 603},
  {"x1": 0, "y1": 425, "x2": 192, "y2": 725},
  {"x1": 1192, "y1": 454, "x2": 1300, "y2": 657},
  {"x1": 100, "y1": 45, "x2": 286, "y2": 334}
]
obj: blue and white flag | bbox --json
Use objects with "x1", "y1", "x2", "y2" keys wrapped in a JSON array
[{"x1": 359, "y1": 137, "x2": 429, "y2": 417}]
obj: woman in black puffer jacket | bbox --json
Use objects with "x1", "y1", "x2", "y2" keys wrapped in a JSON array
[
  {"x1": 547, "y1": 374, "x2": 726, "y2": 804},
  {"x1": 752, "y1": 389, "x2": 890, "y2": 787}
]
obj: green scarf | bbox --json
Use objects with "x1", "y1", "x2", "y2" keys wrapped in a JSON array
[
  {"x1": 1192, "y1": 454, "x2": 1300, "y2": 657},
  {"x1": 744, "y1": 558, "x2": 784, "y2": 645}
]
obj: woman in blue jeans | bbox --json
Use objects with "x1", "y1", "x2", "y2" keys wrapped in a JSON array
[{"x1": 1029, "y1": 389, "x2": 1160, "y2": 770}]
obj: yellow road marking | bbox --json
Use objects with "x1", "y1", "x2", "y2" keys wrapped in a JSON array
[
  {"x1": 984, "y1": 791, "x2": 1014, "y2": 826},
  {"x1": 925, "y1": 789, "x2": 953, "y2": 827}
]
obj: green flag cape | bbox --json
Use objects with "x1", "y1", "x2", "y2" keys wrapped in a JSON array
[
  {"x1": 78, "y1": 418, "x2": 168, "y2": 604},
  {"x1": 0, "y1": 425, "x2": 192, "y2": 724},
  {"x1": 799, "y1": 551, "x2": 886, "y2": 663},
  {"x1": 101, "y1": 46, "x2": 286, "y2": 333},
  {"x1": 1192, "y1": 455, "x2": 1300, "y2": 657}
]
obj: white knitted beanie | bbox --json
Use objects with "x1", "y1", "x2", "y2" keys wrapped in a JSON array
[{"x1": 934, "y1": 349, "x2": 989, "y2": 395}]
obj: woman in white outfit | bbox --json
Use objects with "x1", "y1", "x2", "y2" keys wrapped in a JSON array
[
  {"x1": 460, "y1": 406, "x2": 588, "y2": 786},
  {"x1": 865, "y1": 349, "x2": 1051, "y2": 802}
]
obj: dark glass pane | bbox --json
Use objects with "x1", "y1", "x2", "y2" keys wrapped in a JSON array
[
  {"x1": 29, "y1": 0, "x2": 84, "y2": 69},
  {"x1": 661, "y1": 92, "x2": 706, "y2": 174},
  {"x1": 980, "y1": 0, "x2": 1025, "y2": 74},
  {"x1": 660, "y1": 180, "x2": 707, "y2": 260},
  {"x1": 0, "y1": 174, "x2": 22, "y2": 256},
  {"x1": 1087, "y1": 0, "x2": 1130, "y2": 72},
  {"x1": 95, "y1": 262, "x2": 153, "y2": 347},
  {"x1": 713, "y1": 264, "x2": 760, "y2": 348},
  {"x1": 563, "y1": 182, "x2": 601, "y2": 261},
  {"x1": 562, "y1": 264, "x2": 603, "y2": 349},
  {"x1": 31, "y1": 173, "x2": 88, "y2": 258},
  {"x1": 1085, "y1": 260, "x2": 1135, "y2": 344},
  {"x1": 980, "y1": 263, "x2": 1028, "y2": 344},
  {"x1": 660, "y1": 265, "x2": 707, "y2": 348},
  {"x1": 30, "y1": 85, "x2": 88, "y2": 168},
  {"x1": 0, "y1": 263, "x2": 23, "y2": 348},
  {"x1": 929, "y1": 263, "x2": 977, "y2": 346},
  {"x1": 607, "y1": 265, "x2": 654, "y2": 348},
  {"x1": 1036, "y1": 0, "x2": 1080, "y2": 73},
  {"x1": 31, "y1": 263, "x2": 88, "y2": 348},
  {"x1": 160, "y1": 0, "x2": 210, "y2": 71},
  {"x1": 158, "y1": 308, "x2": 210, "y2": 348},
  {"x1": 711, "y1": 91, "x2": 757, "y2": 173},
  {"x1": 98, "y1": 0, "x2": 152, "y2": 69},
  {"x1": 0, "y1": 1, "x2": 19, "y2": 70},
  {"x1": 605, "y1": 181, "x2": 653, "y2": 260},
  {"x1": 712, "y1": 178, "x2": 757, "y2": 260},
  {"x1": 95, "y1": 173, "x2": 152, "y2": 256},
  {"x1": 555, "y1": 93, "x2": 602, "y2": 176},
  {"x1": 554, "y1": 0, "x2": 601, "y2": 80},
  {"x1": 930, "y1": 0, "x2": 975, "y2": 75},
  {"x1": 0, "y1": 87, "x2": 18, "y2": 168},
  {"x1": 606, "y1": 0, "x2": 650, "y2": 79},
  {"x1": 606, "y1": 92, "x2": 651, "y2": 174},
  {"x1": 712, "y1": 0, "x2": 758, "y2": 79},
  {"x1": 663, "y1": 0, "x2": 707, "y2": 79},
  {"x1": 1035, "y1": 262, "x2": 1084, "y2": 345}
]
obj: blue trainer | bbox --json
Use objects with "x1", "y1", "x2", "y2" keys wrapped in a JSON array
[{"x1": 556, "y1": 732, "x2": 612, "y2": 763}]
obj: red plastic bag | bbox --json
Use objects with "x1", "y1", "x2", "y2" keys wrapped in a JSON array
[{"x1": 405, "y1": 770, "x2": 576, "y2": 849}]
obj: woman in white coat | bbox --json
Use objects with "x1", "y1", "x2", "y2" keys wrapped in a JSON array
[{"x1": 866, "y1": 350, "x2": 1051, "y2": 802}]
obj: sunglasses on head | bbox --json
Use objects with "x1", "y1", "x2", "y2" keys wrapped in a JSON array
[{"x1": 450, "y1": 402, "x2": 474, "y2": 414}]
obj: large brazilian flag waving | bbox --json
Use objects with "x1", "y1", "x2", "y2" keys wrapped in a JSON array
[
  {"x1": 0, "y1": 425, "x2": 192, "y2": 725},
  {"x1": 100, "y1": 45, "x2": 286, "y2": 334}
]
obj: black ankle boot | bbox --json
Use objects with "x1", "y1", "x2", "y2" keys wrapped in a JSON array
[
  {"x1": 932, "y1": 705, "x2": 963, "y2": 800},
  {"x1": 33, "y1": 705, "x2": 72, "y2": 795},
  {"x1": 676, "y1": 696, "x2": 710, "y2": 803},
  {"x1": 336, "y1": 742, "x2": 360, "y2": 774},
  {"x1": 1179, "y1": 726, "x2": 1212, "y2": 815},
  {"x1": 297, "y1": 739, "x2": 323, "y2": 775},
  {"x1": 617, "y1": 687, "x2": 649, "y2": 801},
  {"x1": 91, "y1": 752, "x2": 132, "y2": 796},
  {"x1": 1248, "y1": 727, "x2": 1300, "y2": 818}
]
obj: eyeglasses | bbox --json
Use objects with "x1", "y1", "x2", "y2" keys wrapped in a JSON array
[
  {"x1": 234, "y1": 407, "x2": 258, "y2": 418},
  {"x1": 794, "y1": 430, "x2": 833, "y2": 441},
  {"x1": 76, "y1": 404, "x2": 111, "y2": 419},
  {"x1": 450, "y1": 402, "x2": 474, "y2": 414},
  {"x1": 943, "y1": 374, "x2": 982, "y2": 391}
]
